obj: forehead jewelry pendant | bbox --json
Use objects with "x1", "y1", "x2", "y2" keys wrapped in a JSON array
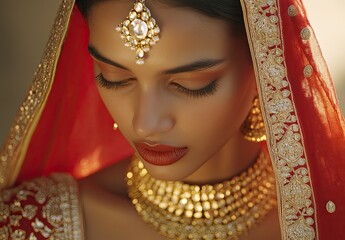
[{"x1": 116, "y1": 0, "x2": 160, "y2": 65}]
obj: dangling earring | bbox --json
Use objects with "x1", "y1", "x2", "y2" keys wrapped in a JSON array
[
  {"x1": 241, "y1": 96, "x2": 266, "y2": 142},
  {"x1": 113, "y1": 123, "x2": 119, "y2": 131}
]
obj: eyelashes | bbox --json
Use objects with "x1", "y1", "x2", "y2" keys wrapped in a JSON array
[
  {"x1": 170, "y1": 80, "x2": 218, "y2": 98},
  {"x1": 95, "y1": 73, "x2": 219, "y2": 98},
  {"x1": 95, "y1": 73, "x2": 133, "y2": 90}
]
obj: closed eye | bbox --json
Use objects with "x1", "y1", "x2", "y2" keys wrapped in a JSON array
[
  {"x1": 95, "y1": 73, "x2": 135, "y2": 90},
  {"x1": 171, "y1": 79, "x2": 219, "y2": 98}
]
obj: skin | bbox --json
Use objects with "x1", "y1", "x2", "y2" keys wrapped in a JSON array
[
  {"x1": 88, "y1": 1, "x2": 259, "y2": 183},
  {"x1": 79, "y1": 1, "x2": 281, "y2": 239}
]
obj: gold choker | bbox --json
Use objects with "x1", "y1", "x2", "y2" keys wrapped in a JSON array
[{"x1": 126, "y1": 152, "x2": 277, "y2": 239}]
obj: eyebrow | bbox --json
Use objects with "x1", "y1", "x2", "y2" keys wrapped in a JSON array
[
  {"x1": 88, "y1": 45, "x2": 226, "y2": 74},
  {"x1": 88, "y1": 46, "x2": 129, "y2": 70}
]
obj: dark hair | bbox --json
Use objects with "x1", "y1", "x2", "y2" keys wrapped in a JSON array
[{"x1": 76, "y1": 0, "x2": 245, "y2": 33}]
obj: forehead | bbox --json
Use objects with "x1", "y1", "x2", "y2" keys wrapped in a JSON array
[{"x1": 87, "y1": 1, "x2": 233, "y2": 69}]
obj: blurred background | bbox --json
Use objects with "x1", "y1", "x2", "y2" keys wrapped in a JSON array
[{"x1": 1, "y1": 0, "x2": 345, "y2": 145}]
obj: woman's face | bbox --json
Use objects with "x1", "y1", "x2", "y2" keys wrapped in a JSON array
[{"x1": 88, "y1": 1, "x2": 256, "y2": 180}]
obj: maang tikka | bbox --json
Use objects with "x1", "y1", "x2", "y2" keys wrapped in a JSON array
[{"x1": 116, "y1": 0, "x2": 160, "y2": 65}]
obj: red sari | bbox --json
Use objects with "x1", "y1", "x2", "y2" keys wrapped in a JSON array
[{"x1": 0, "y1": 0, "x2": 344, "y2": 239}]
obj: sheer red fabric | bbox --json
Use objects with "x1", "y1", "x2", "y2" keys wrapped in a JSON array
[
  {"x1": 280, "y1": 1, "x2": 345, "y2": 238},
  {"x1": 17, "y1": 6, "x2": 133, "y2": 182}
]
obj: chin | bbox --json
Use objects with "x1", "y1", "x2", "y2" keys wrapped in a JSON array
[{"x1": 143, "y1": 162, "x2": 193, "y2": 182}]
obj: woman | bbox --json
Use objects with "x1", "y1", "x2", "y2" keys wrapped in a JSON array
[{"x1": 0, "y1": 0, "x2": 344, "y2": 239}]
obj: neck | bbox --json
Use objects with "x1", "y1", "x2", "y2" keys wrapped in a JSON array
[
  {"x1": 183, "y1": 131, "x2": 261, "y2": 185},
  {"x1": 126, "y1": 146, "x2": 277, "y2": 240}
]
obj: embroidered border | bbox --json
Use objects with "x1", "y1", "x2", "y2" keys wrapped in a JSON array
[
  {"x1": 0, "y1": 0, "x2": 75, "y2": 189},
  {"x1": 240, "y1": 0, "x2": 317, "y2": 239},
  {"x1": 0, "y1": 174, "x2": 83, "y2": 239}
]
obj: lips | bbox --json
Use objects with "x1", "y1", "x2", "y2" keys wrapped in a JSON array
[{"x1": 134, "y1": 142, "x2": 188, "y2": 166}]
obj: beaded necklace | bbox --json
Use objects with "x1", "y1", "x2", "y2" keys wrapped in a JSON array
[{"x1": 126, "y1": 152, "x2": 277, "y2": 239}]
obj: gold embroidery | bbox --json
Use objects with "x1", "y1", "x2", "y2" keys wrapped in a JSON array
[
  {"x1": 303, "y1": 65, "x2": 313, "y2": 78},
  {"x1": 12, "y1": 229, "x2": 26, "y2": 240},
  {"x1": 0, "y1": 226, "x2": 9, "y2": 239},
  {"x1": 240, "y1": 0, "x2": 317, "y2": 239},
  {"x1": 288, "y1": 5, "x2": 298, "y2": 17},
  {"x1": 326, "y1": 201, "x2": 336, "y2": 213},
  {"x1": 301, "y1": 27, "x2": 311, "y2": 40},
  {"x1": 287, "y1": 218, "x2": 315, "y2": 240},
  {"x1": 0, "y1": 0, "x2": 75, "y2": 190},
  {"x1": 0, "y1": 174, "x2": 83, "y2": 240}
]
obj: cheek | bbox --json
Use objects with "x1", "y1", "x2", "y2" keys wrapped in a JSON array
[
  {"x1": 96, "y1": 87, "x2": 133, "y2": 127},
  {"x1": 178, "y1": 72, "x2": 255, "y2": 143},
  {"x1": 178, "y1": 99, "x2": 243, "y2": 144}
]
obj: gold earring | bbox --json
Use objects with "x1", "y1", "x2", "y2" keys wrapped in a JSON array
[
  {"x1": 116, "y1": 0, "x2": 160, "y2": 65},
  {"x1": 113, "y1": 123, "x2": 119, "y2": 131},
  {"x1": 241, "y1": 96, "x2": 266, "y2": 142}
]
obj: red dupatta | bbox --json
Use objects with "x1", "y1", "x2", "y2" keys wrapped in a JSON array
[
  {"x1": 0, "y1": 1, "x2": 133, "y2": 184},
  {"x1": 0, "y1": 0, "x2": 344, "y2": 239},
  {"x1": 17, "y1": 3, "x2": 133, "y2": 181},
  {"x1": 241, "y1": 0, "x2": 345, "y2": 238}
]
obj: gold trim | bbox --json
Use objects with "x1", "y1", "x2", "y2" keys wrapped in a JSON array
[
  {"x1": 62, "y1": 174, "x2": 85, "y2": 240},
  {"x1": 240, "y1": 0, "x2": 317, "y2": 239},
  {"x1": 0, "y1": 0, "x2": 75, "y2": 189},
  {"x1": 0, "y1": 173, "x2": 84, "y2": 239}
]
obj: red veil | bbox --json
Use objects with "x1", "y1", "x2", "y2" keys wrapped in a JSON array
[{"x1": 1, "y1": 0, "x2": 344, "y2": 239}]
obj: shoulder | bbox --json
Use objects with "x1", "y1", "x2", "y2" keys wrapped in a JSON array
[
  {"x1": 79, "y1": 157, "x2": 132, "y2": 197},
  {"x1": 77, "y1": 157, "x2": 168, "y2": 240},
  {"x1": 0, "y1": 174, "x2": 84, "y2": 240}
]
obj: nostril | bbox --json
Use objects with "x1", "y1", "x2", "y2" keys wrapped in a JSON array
[
  {"x1": 132, "y1": 112, "x2": 175, "y2": 138},
  {"x1": 132, "y1": 92, "x2": 175, "y2": 137}
]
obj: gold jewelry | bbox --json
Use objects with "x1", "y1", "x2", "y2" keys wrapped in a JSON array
[
  {"x1": 126, "y1": 152, "x2": 277, "y2": 239},
  {"x1": 113, "y1": 123, "x2": 119, "y2": 130},
  {"x1": 116, "y1": 0, "x2": 160, "y2": 65},
  {"x1": 241, "y1": 96, "x2": 267, "y2": 142}
]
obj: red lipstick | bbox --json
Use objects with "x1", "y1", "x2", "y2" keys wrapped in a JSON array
[{"x1": 134, "y1": 142, "x2": 188, "y2": 166}]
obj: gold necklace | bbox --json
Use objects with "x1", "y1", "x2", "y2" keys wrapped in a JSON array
[{"x1": 126, "y1": 152, "x2": 277, "y2": 240}]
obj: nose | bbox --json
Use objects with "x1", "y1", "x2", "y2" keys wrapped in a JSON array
[{"x1": 132, "y1": 91, "x2": 174, "y2": 138}]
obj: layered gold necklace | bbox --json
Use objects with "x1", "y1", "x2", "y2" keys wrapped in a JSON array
[{"x1": 126, "y1": 152, "x2": 277, "y2": 240}]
